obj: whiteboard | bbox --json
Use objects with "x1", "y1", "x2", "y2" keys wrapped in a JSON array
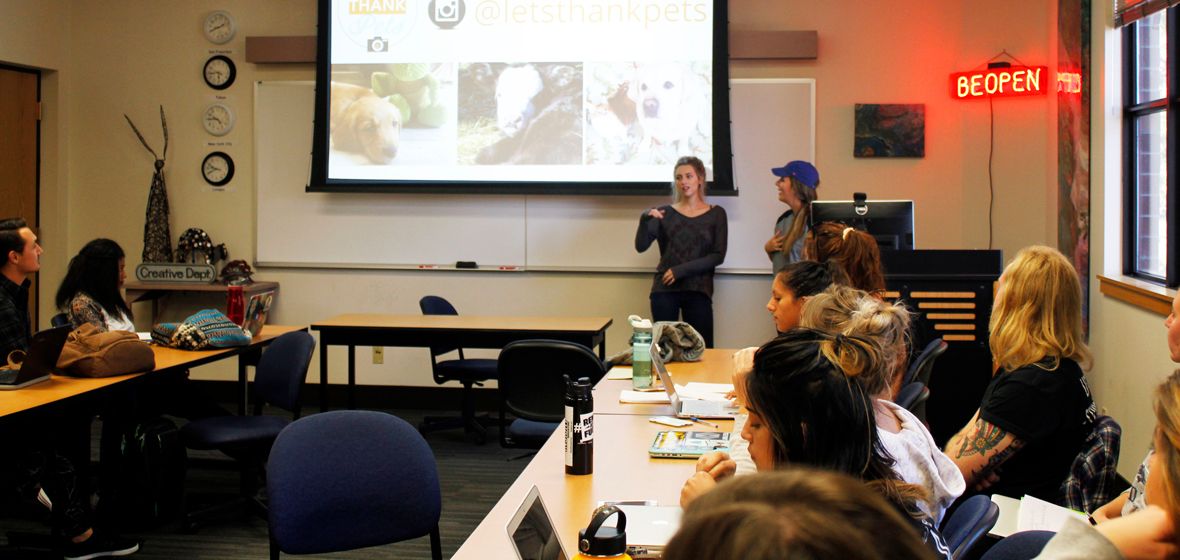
[{"x1": 255, "y1": 79, "x2": 814, "y2": 272}]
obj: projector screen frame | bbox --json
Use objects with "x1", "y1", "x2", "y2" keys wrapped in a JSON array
[{"x1": 307, "y1": 0, "x2": 735, "y2": 196}]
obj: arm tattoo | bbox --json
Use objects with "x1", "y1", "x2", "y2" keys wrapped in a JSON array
[{"x1": 955, "y1": 419, "x2": 1007, "y2": 458}]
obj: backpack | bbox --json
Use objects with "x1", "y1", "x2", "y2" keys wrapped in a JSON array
[{"x1": 111, "y1": 417, "x2": 187, "y2": 528}]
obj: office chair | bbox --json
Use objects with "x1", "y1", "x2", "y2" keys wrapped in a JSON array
[
  {"x1": 179, "y1": 330, "x2": 315, "y2": 531},
  {"x1": 979, "y1": 530, "x2": 1055, "y2": 560},
  {"x1": 418, "y1": 295, "x2": 499, "y2": 444},
  {"x1": 50, "y1": 313, "x2": 70, "y2": 328},
  {"x1": 905, "y1": 338, "x2": 948, "y2": 387},
  {"x1": 894, "y1": 381, "x2": 928, "y2": 412},
  {"x1": 497, "y1": 339, "x2": 607, "y2": 450},
  {"x1": 940, "y1": 494, "x2": 1000, "y2": 560},
  {"x1": 1061, "y1": 415, "x2": 1122, "y2": 514},
  {"x1": 267, "y1": 410, "x2": 442, "y2": 560}
]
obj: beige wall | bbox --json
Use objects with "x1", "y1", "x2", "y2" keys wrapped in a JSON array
[{"x1": 12, "y1": 0, "x2": 1165, "y2": 476}]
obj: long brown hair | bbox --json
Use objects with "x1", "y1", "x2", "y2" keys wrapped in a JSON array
[
  {"x1": 663, "y1": 470, "x2": 935, "y2": 560},
  {"x1": 806, "y1": 222, "x2": 887, "y2": 294},
  {"x1": 781, "y1": 177, "x2": 818, "y2": 257},
  {"x1": 1153, "y1": 369, "x2": 1180, "y2": 535},
  {"x1": 989, "y1": 245, "x2": 1091, "y2": 372}
]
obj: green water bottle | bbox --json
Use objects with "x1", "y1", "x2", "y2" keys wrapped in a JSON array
[{"x1": 629, "y1": 315, "x2": 653, "y2": 390}]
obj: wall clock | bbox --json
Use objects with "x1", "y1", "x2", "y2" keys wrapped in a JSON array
[
  {"x1": 203, "y1": 10, "x2": 237, "y2": 44},
  {"x1": 201, "y1": 151, "x2": 235, "y2": 186},
  {"x1": 202, "y1": 103, "x2": 235, "y2": 136},
  {"x1": 203, "y1": 55, "x2": 236, "y2": 90}
]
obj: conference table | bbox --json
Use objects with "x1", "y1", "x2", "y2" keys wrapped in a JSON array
[
  {"x1": 452, "y1": 348, "x2": 737, "y2": 559},
  {"x1": 0, "y1": 324, "x2": 306, "y2": 421},
  {"x1": 309, "y1": 313, "x2": 613, "y2": 410}
]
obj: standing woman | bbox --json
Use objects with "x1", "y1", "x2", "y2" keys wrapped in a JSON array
[
  {"x1": 55, "y1": 238, "x2": 134, "y2": 332},
  {"x1": 636, "y1": 156, "x2": 728, "y2": 348},
  {"x1": 945, "y1": 246, "x2": 1095, "y2": 503},
  {"x1": 766, "y1": 161, "x2": 820, "y2": 275}
]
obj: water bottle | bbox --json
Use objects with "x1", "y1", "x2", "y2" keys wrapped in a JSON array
[
  {"x1": 564, "y1": 375, "x2": 594, "y2": 475},
  {"x1": 226, "y1": 285, "x2": 245, "y2": 325},
  {"x1": 573, "y1": 505, "x2": 631, "y2": 560},
  {"x1": 628, "y1": 315, "x2": 653, "y2": 390}
]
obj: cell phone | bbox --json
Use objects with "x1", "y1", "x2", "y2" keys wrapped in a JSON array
[{"x1": 649, "y1": 416, "x2": 693, "y2": 427}]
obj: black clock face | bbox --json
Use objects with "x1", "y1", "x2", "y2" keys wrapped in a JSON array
[
  {"x1": 202, "y1": 151, "x2": 235, "y2": 186},
  {"x1": 203, "y1": 55, "x2": 236, "y2": 90}
]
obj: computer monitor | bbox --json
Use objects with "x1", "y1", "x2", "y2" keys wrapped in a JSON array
[{"x1": 810, "y1": 195, "x2": 915, "y2": 251}]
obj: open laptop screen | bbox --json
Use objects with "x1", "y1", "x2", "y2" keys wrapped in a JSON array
[{"x1": 508, "y1": 486, "x2": 568, "y2": 560}]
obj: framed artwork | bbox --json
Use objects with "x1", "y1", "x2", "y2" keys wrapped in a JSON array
[{"x1": 854, "y1": 103, "x2": 925, "y2": 158}]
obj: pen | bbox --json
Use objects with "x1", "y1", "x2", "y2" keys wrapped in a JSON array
[{"x1": 689, "y1": 417, "x2": 719, "y2": 429}]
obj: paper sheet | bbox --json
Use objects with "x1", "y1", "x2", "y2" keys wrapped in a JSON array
[
  {"x1": 619, "y1": 390, "x2": 671, "y2": 404},
  {"x1": 606, "y1": 366, "x2": 633, "y2": 380},
  {"x1": 1016, "y1": 494, "x2": 1087, "y2": 533}
]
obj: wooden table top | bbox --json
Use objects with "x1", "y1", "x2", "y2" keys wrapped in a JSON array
[
  {"x1": 0, "y1": 325, "x2": 305, "y2": 418},
  {"x1": 310, "y1": 313, "x2": 613, "y2": 333},
  {"x1": 452, "y1": 414, "x2": 733, "y2": 559},
  {"x1": 595, "y1": 348, "x2": 738, "y2": 416}
]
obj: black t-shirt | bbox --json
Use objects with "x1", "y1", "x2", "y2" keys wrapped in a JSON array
[{"x1": 979, "y1": 357, "x2": 1096, "y2": 503}]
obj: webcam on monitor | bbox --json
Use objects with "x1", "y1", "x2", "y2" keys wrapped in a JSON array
[{"x1": 810, "y1": 193, "x2": 915, "y2": 251}]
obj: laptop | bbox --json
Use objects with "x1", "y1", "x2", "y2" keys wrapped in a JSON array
[
  {"x1": 507, "y1": 486, "x2": 569, "y2": 560},
  {"x1": 650, "y1": 340, "x2": 739, "y2": 419},
  {"x1": 241, "y1": 290, "x2": 274, "y2": 338},
  {"x1": 0, "y1": 325, "x2": 71, "y2": 390}
]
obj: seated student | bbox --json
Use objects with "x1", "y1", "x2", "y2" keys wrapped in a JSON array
[
  {"x1": 55, "y1": 238, "x2": 134, "y2": 332},
  {"x1": 0, "y1": 218, "x2": 139, "y2": 559},
  {"x1": 727, "y1": 260, "x2": 839, "y2": 475},
  {"x1": 945, "y1": 246, "x2": 1095, "y2": 503},
  {"x1": 798, "y1": 285, "x2": 964, "y2": 524},
  {"x1": 1092, "y1": 289, "x2": 1180, "y2": 523},
  {"x1": 804, "y1": 221, "x2": 886, "y2": 295},
  {"x1": 682, "y1": 330, "x2": 950, "y2": 559},
  {"x1": 664, "y1": 469, "x2": 936, "y2": 560}
]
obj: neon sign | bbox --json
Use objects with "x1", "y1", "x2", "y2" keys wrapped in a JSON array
[
  {"x1": 949, "y1": 66, "x2": 1048, "y2": 99},
  {"x1": 1057, "y1": 71, "x2": 1082, "y2": 94}
]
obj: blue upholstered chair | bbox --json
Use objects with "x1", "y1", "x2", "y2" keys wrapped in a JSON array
[
  {"x1": 941, "y1": 494, "x2": 1000, "y2": 560},
  {"x1": 50, "y1": 313, "x2": 70, "y2": 328},
  {"x1": 979, "y1": 530, "x2": 1055, "y2": 560},
  {"x1": 179, "y1": 330, "x2": 315, "y2": 530},
  {"x1": 418, "y1": 295, "x2": 499, "y2": 443},
  {"x1": 266, "y1": 410, "x2": 442, "y2": 560},
  {"x1": 497, "y1": 339, "x2": 607, "y2": 449}
]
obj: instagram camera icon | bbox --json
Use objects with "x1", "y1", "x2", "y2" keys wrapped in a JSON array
[{"x1": 430, "y1": 0, "x2": 464, "y2": 28}]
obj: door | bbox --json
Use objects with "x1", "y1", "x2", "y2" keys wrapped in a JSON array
[{"x1": 0, "y1": 65, "x2": 41, "y2": 324}]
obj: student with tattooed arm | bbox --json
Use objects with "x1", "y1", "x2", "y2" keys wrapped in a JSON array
[{"x1": 945, "y1": 246, "x2": 1096, "y2": 503}]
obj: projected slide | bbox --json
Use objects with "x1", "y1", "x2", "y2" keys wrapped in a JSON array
[{"x1": 316, "y1": 0, "x2": 724, "y2": 191}]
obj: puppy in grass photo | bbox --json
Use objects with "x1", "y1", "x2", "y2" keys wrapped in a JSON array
[{"x1": 330, "y1": 81, "x2": 402, "y2": 165}]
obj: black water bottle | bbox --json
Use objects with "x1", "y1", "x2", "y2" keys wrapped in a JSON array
[{"x1": 564, "y1": 375, "x2": 594, "y2": 475}]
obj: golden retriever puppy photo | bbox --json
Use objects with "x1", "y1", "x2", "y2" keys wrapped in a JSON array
[{"x1": 330, "y1": 81, "x2": 402, "y2": 165}]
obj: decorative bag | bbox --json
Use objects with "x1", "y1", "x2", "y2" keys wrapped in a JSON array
[
  {"x1": 57, "y1": 323, "x2": 156, "y2": 378},
  {"x1": 152, "y1": 309, "x2": 249, "y2": 350}
]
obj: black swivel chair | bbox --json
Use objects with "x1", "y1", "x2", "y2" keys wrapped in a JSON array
[
  {"x1": 497, "y1": 339, "x2": 607, "y2": 450},
  {"x1": 894, "y1": 381, "x2": 929, "y2": 412},
  {"x1": 417, "y1": 296, "x2": 499, "y2": 444},
  {"x1": 267, "y1": 410, "x2": 442, "y2": 560},
  {"x1": 940, "y1": 494, "x2": 1000, "y2": 560},
  {"x1": 179, "y1": 330, "x2": 315, "y2": 531},
  {"x1": 905, "y1": 338, "x2": 948, "y2": 387}
]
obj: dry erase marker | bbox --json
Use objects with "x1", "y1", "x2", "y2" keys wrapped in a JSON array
[
  {"x1": 498, "y1": 266, "x2": 520, "y2": 271},
  {"x1": 417, "y1": 265, "x2": 439, "y2": 269}
]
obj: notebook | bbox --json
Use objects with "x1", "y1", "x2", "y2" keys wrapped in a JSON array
[
  {"x1": 0, "y1": 325, "x2": 71, "y2": 390},
  {"x1": 648, "y1": 430, "x2": 731, "y2": 459},
  {"x1": 650, "y1": 340, "x2": 739, "y2": 419},
  {"x1": 241, "y1": 290, "x2": 274, "y2": 338},
  {"x1": 616, "y1": 505, "x2": 682, "y2": 555},
  {"x1": 508, "y1": 486, "x2": 569, "y2": 560}
]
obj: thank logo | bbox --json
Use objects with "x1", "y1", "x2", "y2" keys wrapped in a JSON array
[
  {"x1": 429, "y1": 0, "x2": 465, "y2": 29},
  {"x1": 348, "y1": 0, "x2": 408, "y2": 15}
]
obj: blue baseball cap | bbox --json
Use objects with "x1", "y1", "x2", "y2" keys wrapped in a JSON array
[{"x1": 771, "y1": 161, "x2": 820, "y2": 189}]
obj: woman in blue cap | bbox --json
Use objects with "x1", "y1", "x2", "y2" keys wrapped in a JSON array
[{"x1": 765, "y1": 161, "x2": 820, "y2": 275}]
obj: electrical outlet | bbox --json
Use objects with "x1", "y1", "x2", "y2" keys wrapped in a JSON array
[{"x1": 372, "y1": 347, "x2": 384, "y2": 364}]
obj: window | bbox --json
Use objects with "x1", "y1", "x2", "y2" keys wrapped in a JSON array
[{"x1": 1124, "y1": 8, "x2": 1178, "y2": 286}]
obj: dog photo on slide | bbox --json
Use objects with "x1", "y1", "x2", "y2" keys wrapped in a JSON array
[
  {"x1": 456, "y1": 62, "x2": 584, "y2": 165},
  {"x1": 329, "y1": 63, "x2": 457, "y2": 168},
  {"x1": 584, "y1": 61, "x2": 712, "y2": 167}
]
